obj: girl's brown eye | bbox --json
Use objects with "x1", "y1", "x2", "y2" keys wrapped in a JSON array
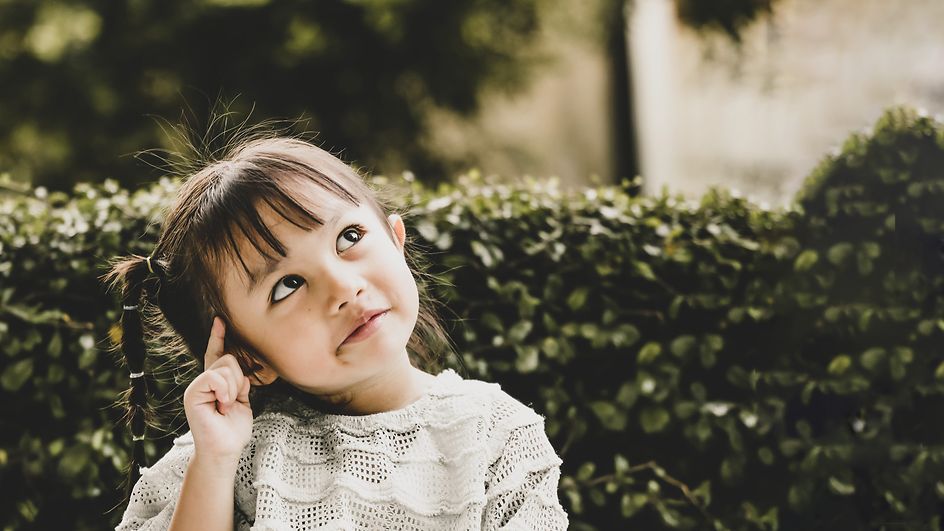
[
  {"x1": 337, "y1": 225, "x2": 364, "y2": 252},
  {"x1": 271, "y1": 275, "x2": 304, "y2": 304}
]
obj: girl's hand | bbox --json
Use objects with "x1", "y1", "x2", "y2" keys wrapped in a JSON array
[{"x1": 183, "y1": 316, "x2": 253, "y2": 463}]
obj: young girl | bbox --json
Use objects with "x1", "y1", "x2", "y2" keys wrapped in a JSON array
[{"x1": 105, "y1": 136, "x2": 568, "y2": 530}]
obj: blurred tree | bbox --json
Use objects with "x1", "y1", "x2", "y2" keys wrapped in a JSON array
[
  {"x1": 0, "y1": 0, "x2": 550, "y2": 190},
  {"x1": 674, "y1": 0, "x2": 778, "y2": 40}
]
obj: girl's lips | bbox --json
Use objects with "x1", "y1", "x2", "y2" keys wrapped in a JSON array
[{"x1": 341, "y1": 310, "x2": 388, "y2": 345}]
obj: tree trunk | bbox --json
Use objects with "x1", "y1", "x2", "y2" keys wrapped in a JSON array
[{"x1": 608, "y1": 0, "x2": 640, "y2": 195}]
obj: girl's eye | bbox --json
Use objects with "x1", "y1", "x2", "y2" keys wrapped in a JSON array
[
  {"x1": 271, "y1": 274, "x2": 304, "y2": 303},
  {"x1": 269, "y1": 225, "x2": 366, "y2": 304},
  {"x1": 337, "y1": 225, "x2": 365, "y2": 252}
]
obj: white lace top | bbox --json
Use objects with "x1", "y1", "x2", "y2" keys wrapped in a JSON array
[{"x1": 116, "y1": 369, "x2": 569, "y2": 530}]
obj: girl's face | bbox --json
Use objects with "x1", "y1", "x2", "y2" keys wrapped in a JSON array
[{"x1": 217, "y1": 185, "x2": 419, "y2": 397}]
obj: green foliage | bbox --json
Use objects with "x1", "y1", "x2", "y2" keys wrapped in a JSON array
[
  {"x1": 1, "y1": 106, "x2": 944, "y2": 529},
  {"x1": 0, "y1": 177, "x2": 171, "y2": 529}
]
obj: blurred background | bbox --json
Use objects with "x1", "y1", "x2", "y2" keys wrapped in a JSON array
[{"x1": 4, "y1": 0, "x2": 939, "y2": 200}]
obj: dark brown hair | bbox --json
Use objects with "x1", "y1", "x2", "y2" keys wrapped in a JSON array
[{"x1": 101, "y1": 135, "x2": 457, "y2": 501}]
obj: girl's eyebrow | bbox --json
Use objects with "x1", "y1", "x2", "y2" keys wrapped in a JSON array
[
  {"x1": 244, "y1": 211, "x2": 344, "y2": 296},
  {"x1": 246, "y1": 254, "x2": 284, "y2": 296}
]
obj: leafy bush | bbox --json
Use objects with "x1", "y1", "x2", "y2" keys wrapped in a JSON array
[{"x1": 1, "y1": 106, "x2": 942, "y2": 529}]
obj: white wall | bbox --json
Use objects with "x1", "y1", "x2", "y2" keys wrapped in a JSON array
[{"x1": 629, "y1": 0, "x2": 944, "y2": 204}]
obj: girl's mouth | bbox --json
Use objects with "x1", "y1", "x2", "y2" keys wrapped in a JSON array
[{"x1": 341, "y1": 310, "x2": 388, "y2": 345}]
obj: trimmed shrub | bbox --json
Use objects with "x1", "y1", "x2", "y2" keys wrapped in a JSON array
[{"x1": 0, "y1": 106, "x2": 942, "y2": 529}]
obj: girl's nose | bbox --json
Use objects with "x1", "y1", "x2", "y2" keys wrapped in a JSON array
[{"x1": 319, "y1": 261, "x2": 366, "y2": 312}]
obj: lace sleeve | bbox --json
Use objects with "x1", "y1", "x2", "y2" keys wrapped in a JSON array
[
  {"x1": 115, "y1": 432, "x2": 194, "y2": 531},
  {"x1": 483, "y1": 421, "x2": 569, "y2": 531}
]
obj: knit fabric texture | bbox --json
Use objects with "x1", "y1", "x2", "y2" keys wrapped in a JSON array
[{"x1": 115, "y1": 369, "x2": 569, "y2": 530}]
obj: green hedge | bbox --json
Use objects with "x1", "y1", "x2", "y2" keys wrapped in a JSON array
[{"x1": 1, "y1": 106, "x2": 943, "y2": 530}]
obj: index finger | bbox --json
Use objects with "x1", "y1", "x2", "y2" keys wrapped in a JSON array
[{"x1": 204, "y1": 316, "x2": 226, "y2": 369}]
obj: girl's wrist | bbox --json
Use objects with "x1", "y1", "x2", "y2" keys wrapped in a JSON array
[{"x1": 191, "y1": 451, "x2": 242, "y2": 471}]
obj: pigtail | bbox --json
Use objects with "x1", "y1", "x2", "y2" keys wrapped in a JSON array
[
  {"x1": 124, "y1": 257, "x2": 154, "y2": 499},
  {"x1": 103, "y1": 254, "x2": 162, "y2": 502}
]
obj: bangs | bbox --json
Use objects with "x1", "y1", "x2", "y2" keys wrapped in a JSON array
[{"x1": 199, "y1": 160, "x2": 361, "y2": 286}]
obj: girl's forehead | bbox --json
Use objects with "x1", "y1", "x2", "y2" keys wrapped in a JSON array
[
  {"x1": 272, "y1": 180, "x2": 355, "y2": 214},
  {"x1": 257, "y1": 193, "x2": 351, "y2": 226},
  {"x1": 251, "y1": 175, "x2": 366, "y2": 230}
]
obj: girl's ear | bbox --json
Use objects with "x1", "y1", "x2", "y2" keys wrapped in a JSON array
[
  {"x1": 226, "y1": 332, "x2": 278, "y2": 386},
  {"x1": 387, "y1": 213, "x2": 406, "y2": 253},
  {"x1": 249, "y1": 359, "x2": 279, "y2": 386}
]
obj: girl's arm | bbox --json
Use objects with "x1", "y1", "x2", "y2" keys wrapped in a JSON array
[
  {"x1": 167, "y1": 454, "x2": 239, "y2": 531},
  {"x1": 115, "y1": 433, "x2": 247, "y2": 531},
  {"x1": 117, "y1": 317, "x2": 254, "y2": 530},
  {"x1": 169, "y1": 318, "x2": 254, "y2": 530}
]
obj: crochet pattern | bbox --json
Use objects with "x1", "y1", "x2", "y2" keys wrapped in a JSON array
[{"x1": 116, "y1": 369, "x2": 568, "y2": 530}]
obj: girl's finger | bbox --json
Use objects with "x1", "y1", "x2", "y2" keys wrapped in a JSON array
[
  {"x1": 204, "y1": 317, "x2": 226, "y2": 369},
  {"x1": 237, "y1": 376, "x2": 251, "y2": 404},
  {"x1": 207, "y1": 370, "x2": 235, "y2": 415},
  {"x1": 198, "y1": 370, "x2": 229, "y2": 404},
  {"x1": 209, "y1": 354, "x2": 244, "y2": 401}
]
